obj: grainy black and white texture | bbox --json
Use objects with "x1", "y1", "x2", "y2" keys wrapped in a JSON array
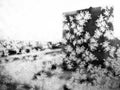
[
  {"x1": 62, "y1": 6, "x2": 120, "y2": 88},
  {"x1": 0, "y1": 6, "x2": 120, "y2": 90}
]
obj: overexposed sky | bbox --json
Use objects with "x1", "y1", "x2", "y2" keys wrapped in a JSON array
[{"x1": 0, "y1": 0, "x2": 120, "y2": 42}]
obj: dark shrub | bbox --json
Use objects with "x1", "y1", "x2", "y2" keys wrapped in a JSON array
[{"x1": 61, "y1": 6, "x2": 120, "y2": 87}]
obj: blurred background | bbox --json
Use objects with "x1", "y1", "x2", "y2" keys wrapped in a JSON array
[{"x1": 0, "y1": 0, "x2": 119, "y2": 43}]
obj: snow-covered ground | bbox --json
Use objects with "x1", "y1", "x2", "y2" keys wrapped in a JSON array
[
  {"x1": 0, "y1": 49, "x2": 66, "y2": 90},
  {"x1": 0, "y1": 49, "x2": 120, "y2": 90}
]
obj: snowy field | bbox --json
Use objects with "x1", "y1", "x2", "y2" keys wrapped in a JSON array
[{"x1": 0, "y1": 49, "x2": 120, "y2": 90}]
